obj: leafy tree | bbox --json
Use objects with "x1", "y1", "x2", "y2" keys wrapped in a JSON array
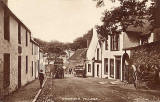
[
  {"x1": 95, "y1": 0, "x2": 157, "y2": 39},
  {"x1": 34, "y1": 29, "x2": 93, "y2": 64}
]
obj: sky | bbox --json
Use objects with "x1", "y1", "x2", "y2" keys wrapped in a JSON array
[{"x1": 8, "y1": 0, "x2": 119, "y2": 43}]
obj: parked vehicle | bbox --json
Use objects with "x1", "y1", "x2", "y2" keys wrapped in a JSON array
[
  {"x1": 74, "y1": 65, "x2": 85, "y2": 77},
  {"x1": 53, "y1": 58, "x2": 64, "y2": 79}
]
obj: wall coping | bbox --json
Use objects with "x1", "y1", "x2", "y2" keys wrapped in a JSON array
[{"x1": 123, "y1": 40, "x2": 160, "y2": 50}]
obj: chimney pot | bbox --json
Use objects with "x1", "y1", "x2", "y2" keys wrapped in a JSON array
[{"x1": 2, "y1": 0, "x2": 8, "y2": 5}]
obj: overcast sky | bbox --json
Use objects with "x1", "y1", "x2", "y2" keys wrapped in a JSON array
[{"x1": 8, "y1": 0, "x2": 119, "y2": 42}]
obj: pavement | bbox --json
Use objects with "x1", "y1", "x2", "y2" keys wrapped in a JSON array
[
  {"x1": 1, "y1": 75, "x2": 160, "y2": 102},
  {"x1": 2, "y1": 79, "x2": 43, "y2": 102}
]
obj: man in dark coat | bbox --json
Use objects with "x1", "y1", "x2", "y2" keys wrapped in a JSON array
[{"x1": 39, "y1": 69, "x2": 44, "y2": 88}]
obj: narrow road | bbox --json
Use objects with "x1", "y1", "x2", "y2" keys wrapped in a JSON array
[{"x1": 36, "y1": 75, "x2": 160, "y2": 102}]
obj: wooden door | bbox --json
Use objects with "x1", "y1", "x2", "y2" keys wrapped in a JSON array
[{"x1": 18, "y1": 56, "x2": 21, "y2": 88}]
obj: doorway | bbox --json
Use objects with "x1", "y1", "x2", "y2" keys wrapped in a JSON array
[
  {"x1": 35, "y1": 62, "x2": 37, "y2": 78},
  {"x1": 92, "y1": 62, "x2": 94, "y2": 77},
  {"x1": 18, "y1": 56, "x2": 21, "y2": 88},
  {"x1": 3, "y1": 53, "x2": 10, "y2": 88},
  {"x1": 115, "y1": 56, "x2": 121, "y2": 79},
  {"x1": 97, "y1": 64, "x2": 99, "y2": 77}
]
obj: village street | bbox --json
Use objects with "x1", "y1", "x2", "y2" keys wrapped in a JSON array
[{"x1": 36, "y1": 75, "x2": 160, "y2": 102}]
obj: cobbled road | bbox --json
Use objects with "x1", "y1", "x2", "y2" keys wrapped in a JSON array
[{"x1": 36, "y1": 75, "x2": 160, "y2": 102}]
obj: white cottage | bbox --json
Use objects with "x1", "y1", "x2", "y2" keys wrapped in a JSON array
[
  {"x1": 85, "y1": 28, "x2": 103, "y2": 78},
  {"x1": 86, "y1": 21, "x2": 154, "y2": 81},
  {"x1": 101, "y1": 21, "x2": 154, "y2": 81}
]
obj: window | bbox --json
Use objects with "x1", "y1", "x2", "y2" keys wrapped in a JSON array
[
  {"x1": 26, "y1": 56, "x2": 28, "y2": 74},
  {"x1": 97, "y1": 49, "x2": 99, "y2": 60},
  {"x1": 34, "y1": 46, "x2": 37, "y2": 55},
  {"x1": 4, "y1": 8, "x2": 10, "y2": 41},
  {"x1": 88, "y1": 64, "x2": 91, "y2": 72},
  {"x1": 26, "y1": 30, "x2": 28, "y2": 46},
  {"x1": 3, "y1": 53, "x2": 10, "y2": 88},
  {"x1": 104, "y1": 58, "x2": 108, "y2": 74},
  {"x1": 141, "y1": 36, "x2": 148, "y2": 45},
  {"x1": 18, "y1": 23, "x2": 21, "y2": 44},
  {"x1": 105, "y1": 40, "x2": 108, "y2": 50},
  {"x1": 110, "y1": 59, "x2": 114, "y2": 78},
  {"x1": 32, "y1": 43, "x2": 33, "y2": 55},
  {"x1": 110, "y1": 35, "x2": 120, "y2": 51}
]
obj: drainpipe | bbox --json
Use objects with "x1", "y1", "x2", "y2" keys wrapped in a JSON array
[{"x1": 101, "y1": 42, "x2": 103, "y2": 78}]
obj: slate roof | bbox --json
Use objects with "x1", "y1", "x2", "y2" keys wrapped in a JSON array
[
  {"x1": 126, "y1": 19, "x2": 153, "y2": 36},
  {"x1": 69, "y1": 48, "x2": 87, "y2": 61}
]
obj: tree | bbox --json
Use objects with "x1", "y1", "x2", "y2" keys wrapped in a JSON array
[{"x1": 95, "y1": 0, "x2": 157, "y2": 39}]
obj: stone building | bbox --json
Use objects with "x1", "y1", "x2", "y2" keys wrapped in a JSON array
[
  {"x1": 0, "y1": 1, "x2": 40, "y2": 97},
  {"x1": 31, "y1": 38, "x2": 40, "y2": 78}
]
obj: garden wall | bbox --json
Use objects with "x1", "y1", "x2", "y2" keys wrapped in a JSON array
[{"x1": 130, "y1": 41, "x2": 160, "y2": 67}]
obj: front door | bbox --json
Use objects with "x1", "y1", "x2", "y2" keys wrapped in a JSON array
[
  {"x1": 18, "y1": 56, "x2": 21, "y2": 88},
  {"x1": 35, "y1": 62, "x2": 37, "y2": 78},
  {"x1": 110, "y1": 59, "x2": 114, "y2": 78},
  {"x1": 115, "y1": 56, "x2": 121, "y2": 79},
  {"x1": 97, "y1": 64, "x2": 99, "y2": 77},
  {"x1": 92, "y1": 62, "x2": 94, "y2": 77},
  {"x1": 4, "y1": 54, "x2": 10, "y2": 89}
]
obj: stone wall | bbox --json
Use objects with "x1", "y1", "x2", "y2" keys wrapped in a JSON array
[
  {"x1": 0, "y1": 5, "x2": 10, "y2": 97},
  {"x1": 130, "y1": 41, "x2": 160, "y2": 66},
  {"x1": 9, "y1": 16, "x2": 19, "y2": 92}
]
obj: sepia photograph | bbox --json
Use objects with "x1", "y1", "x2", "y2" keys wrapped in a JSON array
[{"x1": 0, "y1": 0, "x2": 160, "y2": 102}]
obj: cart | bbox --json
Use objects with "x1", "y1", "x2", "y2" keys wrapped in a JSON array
[{"x1": 74, "y1": 65, "x2": 85, "y2": 77}]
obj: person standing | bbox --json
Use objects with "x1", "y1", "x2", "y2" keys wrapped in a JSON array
[
  {"x1": 39, "y1": 69, "x2": 44, "y2": 89},
  {"x1": 62, "y1": 68, "x2": 64, "y2": 78}
]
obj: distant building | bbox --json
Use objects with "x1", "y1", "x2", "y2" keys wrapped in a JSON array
[
  {"x1": 65, "y1": 49, "x2": 74, "y2": 60},
  {"x1": 68, "y1": 48, "x2": 87, "y2": 71},
  {"x1": 39, "y1": 49, "x2": 45, "y2": 73},
  {"x1": 30, "y1": 38, "x2": 40, "y2": 78}
]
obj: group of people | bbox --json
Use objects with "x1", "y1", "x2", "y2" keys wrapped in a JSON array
[{"x1": 69, "y1": 68, "x2": 73, "y2": 74}]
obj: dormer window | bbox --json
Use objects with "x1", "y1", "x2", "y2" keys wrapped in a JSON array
[
  {"x1": 140, "y1": 36, "x2": 149, "y2": 45},
  {"x1": 105, "y1": 40, "x2": 108, "y2": 50},
  {"x1": 97, "y1": 49, "x2": 99, "y2": 60}
]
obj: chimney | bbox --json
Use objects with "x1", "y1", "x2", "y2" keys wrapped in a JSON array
[
  {"x1": 86, "y1": 29, "x2": 93, "y2": 48},
  {"x1": 1, "y1": 0, "x2": 8, "y2": 5}
]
